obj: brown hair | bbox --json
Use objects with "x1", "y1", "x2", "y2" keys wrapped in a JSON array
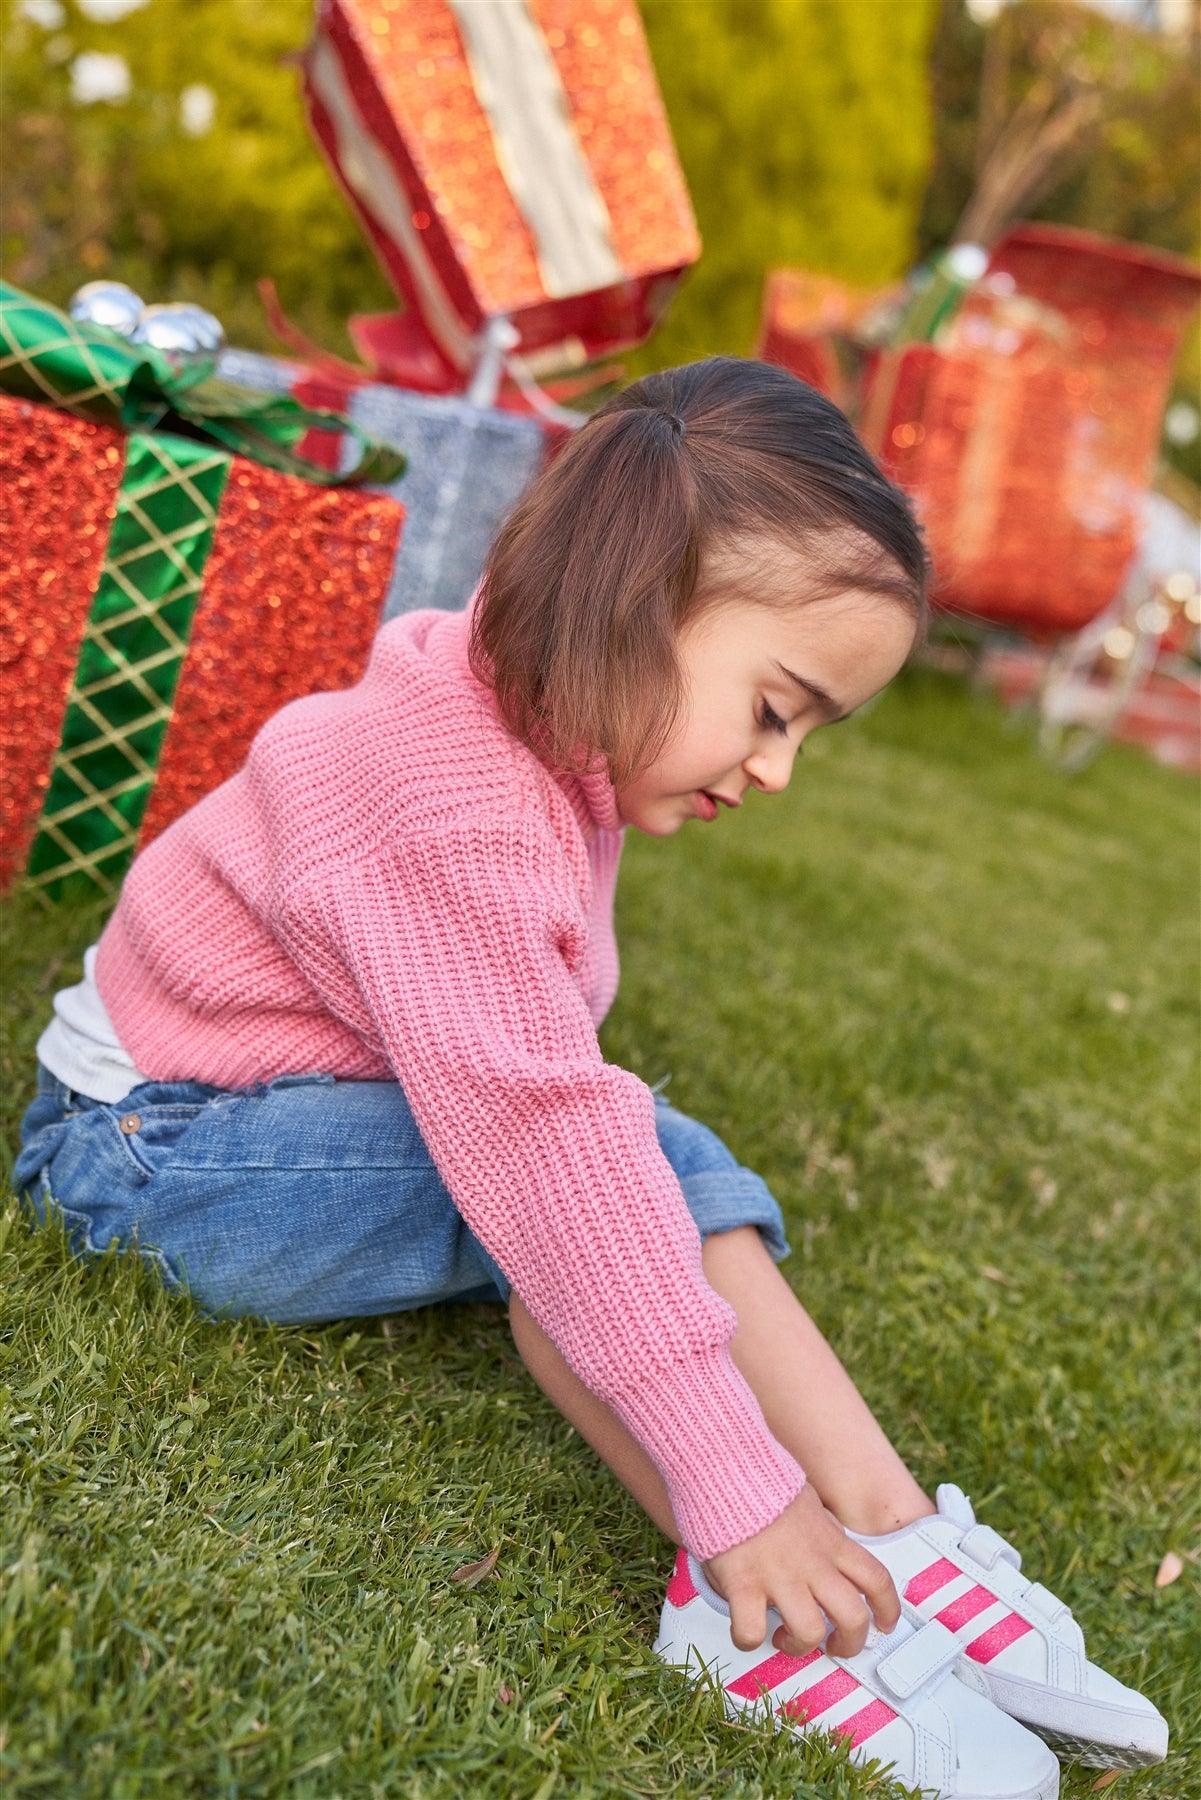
[{"x1": 467, "y1": 354, "x2": 931, "y2": 791}]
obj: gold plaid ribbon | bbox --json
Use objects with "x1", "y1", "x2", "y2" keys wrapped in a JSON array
[{"x1": 25, "y1": 431, "x2": 229, "y2": 901}]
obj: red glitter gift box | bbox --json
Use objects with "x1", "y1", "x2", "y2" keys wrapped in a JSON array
[
  {"x1": 1, "y1": 394, "x2": 403, "y2": 901},
  {"x1": 301, "y1": 0, "x2": 700, "y2": 390}
]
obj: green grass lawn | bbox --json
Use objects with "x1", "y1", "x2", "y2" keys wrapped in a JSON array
[{"x1": 2, "y1": 665, "x2": 1197, "y2": 1799}]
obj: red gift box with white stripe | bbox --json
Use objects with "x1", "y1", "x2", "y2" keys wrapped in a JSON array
[{"x1": 301, "y1": 0, "x2": 700, "y2": 390}]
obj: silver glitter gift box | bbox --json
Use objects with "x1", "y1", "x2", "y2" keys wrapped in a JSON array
[{"x1": 217, "y1": 347, "x2": 547, "y2": 619}]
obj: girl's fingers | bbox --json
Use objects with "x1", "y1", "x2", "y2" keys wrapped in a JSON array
[
  {"x1": 843, "y1": 1542, "x2": 901, "y2": 1632},
  {"x1": 771, "y1": 1592, "x2": 827, "y2": 1659},
  {"x1": 727, "y1": 1586, "x2": 768, "y2": 1653},
  {"x1": 818, "y1": 1573, "x2": 872, "y2": 1659}
]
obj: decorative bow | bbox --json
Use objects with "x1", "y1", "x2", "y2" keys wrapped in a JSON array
[{"x1": 0, "y1": 281, "x2": 407, "y2": 487}]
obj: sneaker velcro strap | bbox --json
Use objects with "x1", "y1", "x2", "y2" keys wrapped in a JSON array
[
  {"x1": 958, "y1": 1522, "x2": 1021, "y2": 1572},
  {"x1": 875, "y1": 1619, "x2": 961, "y2": 1701},
  {"x1": 1022, "y1": 1580, "x2": 1070, "y2": 1625}
]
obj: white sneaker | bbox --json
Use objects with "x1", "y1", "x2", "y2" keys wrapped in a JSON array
[
  {"x1": 653, "y1": 1545, "x2": 1060, "y2": 1798},
  {"x1": 849, "y1": 1485, "x2": 1169, "y2": 1771}
]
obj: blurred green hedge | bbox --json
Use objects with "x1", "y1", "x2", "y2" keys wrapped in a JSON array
[{"x1": 625, "y1": 0, "x2": 939, "y2": 376}]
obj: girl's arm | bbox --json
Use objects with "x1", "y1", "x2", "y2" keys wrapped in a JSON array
[{"x1": 284, "y1": 814, "x2": 807, "y2": 1564}]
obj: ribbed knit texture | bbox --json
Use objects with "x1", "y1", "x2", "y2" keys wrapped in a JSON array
[{"x1": 94, "y1": 598, "x2": 806, "y2": 1559}]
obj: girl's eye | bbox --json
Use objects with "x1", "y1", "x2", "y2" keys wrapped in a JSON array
[{"x1": 758, "y1": 702, "x2": 790, "y2": 736}]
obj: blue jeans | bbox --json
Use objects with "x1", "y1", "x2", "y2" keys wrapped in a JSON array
[{"x1": 13, "y1": 1062, "x2": 792, "y2": 1326}]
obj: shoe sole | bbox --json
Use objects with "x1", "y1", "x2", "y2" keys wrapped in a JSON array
[
  {"x1": 1022, "y1": 1720, "x2": 1166, "y2": 1771},
  {"x1": 962, "y1": 1666, "x2": 1168, "y2": 1772}
]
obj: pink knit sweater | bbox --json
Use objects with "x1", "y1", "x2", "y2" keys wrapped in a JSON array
[{"x1": 95, "y1": 597, "x2": 806, "y2": 1559}]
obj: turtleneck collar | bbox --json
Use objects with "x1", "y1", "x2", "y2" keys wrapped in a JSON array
[
  {"x1": 553, "y1": 754, "x2": 624, "y2": 838},
  {"x1": 435, "y1": 594, "x2": 625, "y2": 839}
]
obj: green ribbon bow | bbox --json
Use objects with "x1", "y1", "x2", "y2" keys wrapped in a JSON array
[{"x1": 0, "y1": 281, "x2": 406, "y2": 487}]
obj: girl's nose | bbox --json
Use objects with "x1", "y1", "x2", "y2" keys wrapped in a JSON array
[{"x1": 744, "y1": 737, "x2": 798, "y2": 797}]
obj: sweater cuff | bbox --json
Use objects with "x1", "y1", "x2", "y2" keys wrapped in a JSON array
[{"x1": 608, "y1": 1344, "x2": 807, "y2": 1563}]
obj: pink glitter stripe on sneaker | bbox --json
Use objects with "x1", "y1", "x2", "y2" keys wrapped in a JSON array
[
  {"x1": 935, "y1": 1583, "x2": 998, "y2": 1632},
  {"x1": 904, "y1": 1557, "x2": 961, "y2": 1605},
  {"x1": 727, "y1": 1647, "x2": 821, "y2": 1700},
  {"x1": 965, "y1": 1613, "x2": 1034, "y2": 1664},
  {"x1": 666, "y1": 1546, "x2": 698, "y2": 1607},
  {"x1": 779, "y1": 1667, "x2": 860, "y2": 1724},
  {"x1": 834, "y1": 1696, "x2": 899, "y2": 1748}
]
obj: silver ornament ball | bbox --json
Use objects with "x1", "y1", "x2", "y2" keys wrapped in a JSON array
[
  {"x1": 129, "y1": 301, "x2": 226, "y2": 382},
  {"x1": 160, "y1": 302, "x2": 226, "y2": 355},
  {"x1": 68, "y1": 279, "x2": 145, "y2": 338}
]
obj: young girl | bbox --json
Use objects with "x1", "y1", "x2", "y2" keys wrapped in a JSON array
[{"x1": 15, "y1": 357, "x2": 1167, "y2": 1794}]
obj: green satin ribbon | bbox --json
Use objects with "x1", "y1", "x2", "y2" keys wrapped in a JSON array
[
  {"x1": 0, "y1": 281, "x2": 407, "y2": 487},
  {"x1": 25, "y1": 431, "x2": 231, "y2": 902}
]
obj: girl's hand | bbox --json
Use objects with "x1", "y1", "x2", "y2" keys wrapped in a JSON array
[{"x1": 701, "y1": 1481, "x2": 900, "y2": 1660}]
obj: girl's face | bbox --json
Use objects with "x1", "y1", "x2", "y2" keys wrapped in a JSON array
[{"x1": 613, "y1": 551, "x2": 917, "y2": 837}]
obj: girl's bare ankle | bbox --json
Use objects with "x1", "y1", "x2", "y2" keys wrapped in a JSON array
[{"x1": 838, "y1": 1490, "x2": 937, "y2": 1537}]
